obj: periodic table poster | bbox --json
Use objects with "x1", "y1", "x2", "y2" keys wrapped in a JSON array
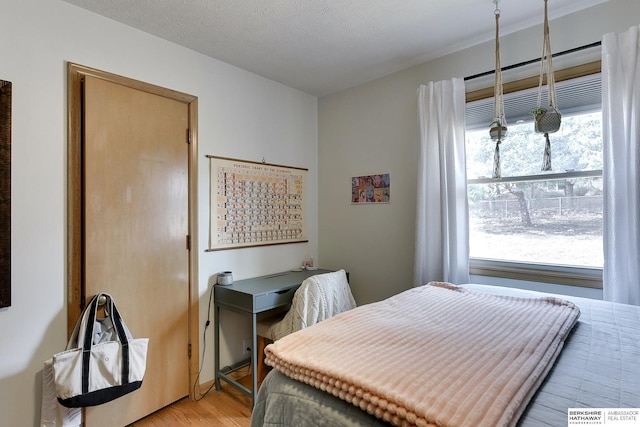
[{"x1": 208, "y1": 156, "x2": 308, "y2": 250}]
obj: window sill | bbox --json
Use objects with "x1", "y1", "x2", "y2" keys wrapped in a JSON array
[{"x1": 469, "y1": 258, "x2": 602, "y2": 289}]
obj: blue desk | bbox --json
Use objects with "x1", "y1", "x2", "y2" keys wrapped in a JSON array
[{"x1": 214, "y1": 269, "x2": 332, "y2": 405}]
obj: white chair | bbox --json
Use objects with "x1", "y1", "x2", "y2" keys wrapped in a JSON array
[{"x1": 256, "y1": 269, "x2": 356, "y2": 380}]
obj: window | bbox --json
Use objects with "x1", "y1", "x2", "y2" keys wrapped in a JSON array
[{"x1": 465, "y1": 70, "x2": 603, "y2": 287}]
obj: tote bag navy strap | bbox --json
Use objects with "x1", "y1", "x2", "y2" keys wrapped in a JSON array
[{"x1": 109, "y1": 298, "x2": 131, "y2": 385}]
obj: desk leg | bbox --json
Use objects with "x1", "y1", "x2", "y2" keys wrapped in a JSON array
[
  {"x1": 251, "y1": 313, "x2": 258, "y2": 407},
  {"x1": 214, "y1": 303, "x2": 221, "y2": 391}
]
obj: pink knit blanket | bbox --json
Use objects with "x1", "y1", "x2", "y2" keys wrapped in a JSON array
[{"x1": 265, "y1": 282, "x2": 580, "y2": 427}]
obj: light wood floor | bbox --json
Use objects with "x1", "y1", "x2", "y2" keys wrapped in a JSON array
[
  {"x1": 129, "y1": 366, "x2": 260, "y2": 427},
  {"x1": 129, "y1": 384, "x2": 252, "y2": 427}
]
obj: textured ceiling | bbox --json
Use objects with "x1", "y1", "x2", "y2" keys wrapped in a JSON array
[{"x1": 60, "y1": 0, "x2": 608, "y2": 96}]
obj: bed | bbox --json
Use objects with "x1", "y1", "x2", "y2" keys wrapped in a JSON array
[{"x1": 251, "y1": 283, "x2": 640, "y2": 427}]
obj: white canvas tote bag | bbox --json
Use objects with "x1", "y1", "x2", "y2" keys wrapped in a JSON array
[{"x1": 52, "y1": 293, "x2": 148, "y2": 408}]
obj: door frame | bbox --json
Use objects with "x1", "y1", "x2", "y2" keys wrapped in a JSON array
[{"x1": 66, "y1": 62, "x2": 200, "y2": 399}]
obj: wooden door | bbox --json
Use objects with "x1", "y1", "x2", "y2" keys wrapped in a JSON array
[{"x1": 82, "y1": 75, "x2": 190, "y2": 426}]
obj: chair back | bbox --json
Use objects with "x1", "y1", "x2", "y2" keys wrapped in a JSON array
[{"x1": 270, "y1": 269, "x2": 355, "y2": 341}]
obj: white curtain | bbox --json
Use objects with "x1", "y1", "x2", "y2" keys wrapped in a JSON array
[
  {"x1": 414, "y1": 79, "x2": 470, "y2": 286},
  {"x1": 602, "y1": 25, "x2": 640, "y2": 305}
]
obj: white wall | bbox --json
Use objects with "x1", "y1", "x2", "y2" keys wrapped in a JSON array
[
  {"x1": 0, "y1": 0, "x2": 317, "y2": 425},
  {"x1": 318, "y1": 0, "x2": 640, "y2": 305}
]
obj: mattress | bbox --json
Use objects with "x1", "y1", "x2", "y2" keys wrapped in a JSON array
[{"x1": 251, "y1": 284, "x2": 640, "y2": 427}]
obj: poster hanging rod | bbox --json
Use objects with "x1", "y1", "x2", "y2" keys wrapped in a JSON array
[{"x1": 464, "y1": 40, "x2": 601, "y2": 81}]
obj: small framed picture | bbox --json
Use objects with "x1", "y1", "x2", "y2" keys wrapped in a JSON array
[{"x1": 351, "y1": 174, "x2": 390, "y2": 204}]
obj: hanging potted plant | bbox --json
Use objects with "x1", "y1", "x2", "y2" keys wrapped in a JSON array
[
  {"x1": 531, "y1": 106, "x2": 561, "y2": 134},
  {"x1": 534, "y1": 0, "x2": 561, "y2": 171},
  {"x1": 489, "y1": 2, "x2": 507, "y2": 179},
  {"x1": 489, "y1": 120, "x2": 508, "y2": 141}
]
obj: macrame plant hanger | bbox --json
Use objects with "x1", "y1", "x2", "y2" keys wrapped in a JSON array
[
  {"x1": 489, "y1": 0, "x2": 507, "y2": 179},
  {"x1": 534, "y1": 0, "x2": 561, "y2": 171}
]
